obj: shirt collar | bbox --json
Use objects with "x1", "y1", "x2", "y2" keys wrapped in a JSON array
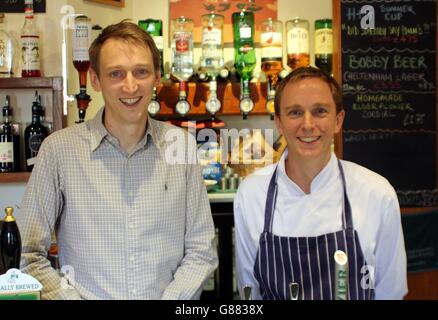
[
  {"x1": 277, "y1": 150, "x2": 339, "y2": 195},
  {"x1": 88, "y1": 107, "x2": 162, "y2": 153}
]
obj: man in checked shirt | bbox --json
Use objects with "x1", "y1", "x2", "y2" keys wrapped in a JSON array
[{"x1": 18, "y1": 21, "x2": 218, "y2": 299}]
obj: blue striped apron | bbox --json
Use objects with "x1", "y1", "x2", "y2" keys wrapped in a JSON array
[{"x1": 253, "y1": 160, "x2": 375, "y2": 300}]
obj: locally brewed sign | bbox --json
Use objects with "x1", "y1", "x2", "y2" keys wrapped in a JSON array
[
  {"x1": 0, "y1": 0, "x2": 45, "y2": 13},
  {"x1": 340, "y1": 0, "x2": 437, "y2": 207}
]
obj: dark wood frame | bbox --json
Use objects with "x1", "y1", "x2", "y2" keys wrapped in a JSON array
[{"x1": 86, "y1": 0, "x2": 125, "y2": 8}]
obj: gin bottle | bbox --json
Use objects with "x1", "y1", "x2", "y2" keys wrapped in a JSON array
[
  {"x1": 201, "y1": 13, "x2": 224, "y2": 118},
  {"x1": 232, "y1": 10, "x2": 256, "y2": 119}
]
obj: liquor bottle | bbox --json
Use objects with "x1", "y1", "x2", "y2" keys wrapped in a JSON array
[
  {"x1": 0, "y1": 96, "x2": 20, "y2": 173},
  {"x1": 200, "y1": 13, "x2": 224, "y2": 80},
  {"x1": 171, "y1": 16, "x2": 194, "y2": 83},
  {"x1": 171, "y1": 17, "x2": 194, "y2": 116},
  {"x1": 0, "y1": 207, "x2": 22, "y2": 273},
  {"x1": 73, "y1": 15, "x2": 92, "y2": 123},
  {"x1": 200, "y1": 13, "x2": 224, "y2": 118},
  {"x1": 0, "y1": 13, "x2": 14, "y2": 78},
  {"x1": 315, "y1": 19, "x2": 333, "y2": 75},
  {"x1": 24, "y1": 92, "x2": 48, "y2": 171},
  {"x1": 138, "y1": 19, "x2": 164, "y2": 76},
  {"x1": 21, "y1": 0, "x2": 41, "y2": 77},
  {"x1": 286, "y1": 18, "x2": 310, "y2": 70},
  {"x1": 260, "y1": 18, "x2": 283, "y2": 120},
  {"x1": 73, "y1": 15, "x2": 91, "y2": 91},
  {"x1": 232, "y1": 10, "x2": 256, "y2": 119}
]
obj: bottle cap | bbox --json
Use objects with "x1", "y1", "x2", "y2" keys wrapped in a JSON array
[{"x1": 4, "y1": 207, "x2": 16, "y2": 223}]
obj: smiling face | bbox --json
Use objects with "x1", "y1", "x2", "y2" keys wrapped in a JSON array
[
  {"x1": 90, "y1": 38, "x2": 160, "y2": 131},
  {"x1": 275, "y1": 77, "x2": 345, "y2": 168}
]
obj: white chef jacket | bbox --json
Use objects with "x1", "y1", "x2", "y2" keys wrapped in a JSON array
[{"x1": 234, "y1": 151, "x2": 408, "y2": 300}]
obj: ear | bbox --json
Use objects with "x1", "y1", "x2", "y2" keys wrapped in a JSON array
[
  {"x1": 89, "y1": 68, "x2": 102, "y2": 92},
  {"x1": 154, "y1": 72, "x2": 161, "y2": 88},
  {"x1": 274, "y1": 114, "x2": 284, "y2": 137},
  {"x1": 335, "y1": 110, "x2": 345, "y2": 134}
]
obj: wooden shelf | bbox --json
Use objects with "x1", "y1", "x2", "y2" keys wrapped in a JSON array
[
  {"x1": 0, "y1": 172, "x2": 31, "y2": 183},
  {"x1": 0, "y1": 77, "x2": 64, "y2": 131},
  {"x1": 0, "y1": 77, "x2": 64, "y2": 185},
  {"x1": 156, "y1": 82, "x2": 271, "y2": 116}
]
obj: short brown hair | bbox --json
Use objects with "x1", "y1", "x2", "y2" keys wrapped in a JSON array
[
  {"x1": 274, "y1": 67, "x2": 343, "y2": 116},
  {"x1": 89, "y1": 19, "x2": 161, "y2": 76}
]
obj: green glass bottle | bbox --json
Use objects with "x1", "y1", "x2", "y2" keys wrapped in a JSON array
[
  {"x1": 138, "y1": 19, "x2": 164, "y2": 76},
  {"x1": 315, "y1": 19, "x2": 333, "y2": 75},
  {"x1": 232, "y1": 11, "x2": 256, "y2": 81},
  {"x1": 232, "y1": 11, "x2": 256, "y2": 119}
]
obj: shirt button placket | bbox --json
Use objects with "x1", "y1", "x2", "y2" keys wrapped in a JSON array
[{"x1": 126, "y1": 157, "x2": 138, "y2": 298}]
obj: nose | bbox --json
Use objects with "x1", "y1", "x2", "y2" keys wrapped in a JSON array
[
  {"x1": 302, "y1": 111, "x2": 315, "y2": 131},
  {"x1": 122, "y1": 72, "x2": 138, "y2": 93}
]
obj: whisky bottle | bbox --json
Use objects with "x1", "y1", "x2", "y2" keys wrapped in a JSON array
[
  {"x1": 24, "y1": 92, "x2": 48, "y2": 171},
  {"x1": 260, "y1": 18, "x2": 283, "y2": 119},
  {"x1": 286, "y1": 18, "x2": 310, "y2": 70},
  {"x1": 21, "y1": 0, "x2": 41, "y2": 77},
  {"x1": 0, "y1": 207, "x2": 22, "y2": 274},
  {"x1": 315, "y1": 19, "x2": 333, "y2": 75},
  {"x1": 0, "y1": 96, "x2": 20, "y2": 173},
  {"x1": 0, "y1": 13, "x2": 14, "y2": 78}
]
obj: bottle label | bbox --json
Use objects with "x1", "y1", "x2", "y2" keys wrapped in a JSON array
[
  {"x1": 315, "y1": 28, "x2": 333, "y2": 54},
  {"x1": 287, "y1": 27, "x2": 309, "y2": 54},
  {"x1": 73, "y1": 24, "x2": 90, "y2": 61},
  {"x1": 202, "y1": 28, "x2": 221, "y2": 46},
  {"x1": 0, "y1": 142, "x2": 14, "y2": 162},
  {"x1": 174, "y1": 32, "x2": 192, "y2": 53},
  {"x1": 21, "y1": 36, "x2": 40, "y2": 70},
  {"x1": 28, "y1": 133, "x2": 45, "y2": 153},
  {"x1": 261, "y1": 31, "x2": 283, "y2": 59},
  {"x1": 153, "y1": 36, "x2": 164, "y2": 50},
  {"x1": 240, "y1": 26, "x2": 252, "y2": 39},
  {"x1": 0, "y1": 39, "x2": 13, "y2": 75}
]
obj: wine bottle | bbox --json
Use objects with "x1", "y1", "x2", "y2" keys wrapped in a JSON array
[
  {"x1": 0, "y1": 96, "x2": 20, "y2": 173},
  {"x1": 24, "y1": 92, "x2": 48, "y2": 171},
  {"x1": 0, "y1": 207, "x2": 22, "y2": 274}
]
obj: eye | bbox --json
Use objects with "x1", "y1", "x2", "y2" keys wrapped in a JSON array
[
  {"x1": 288, "y1": 109, "x2": 303, "y2": 118},
  {"x1": 313, "y1": 107, "x2": 329, "y2": 117},
  {"x1": 134, "y1": 68, "x2": 150, "y2": 78},
  {"x1": 109, "y1": 70, "x2": 125, "y2": 79}
]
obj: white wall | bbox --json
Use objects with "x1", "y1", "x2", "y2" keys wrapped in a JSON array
[{"x1": 0, "y1": 0, "x2": 332, "y2": 216}]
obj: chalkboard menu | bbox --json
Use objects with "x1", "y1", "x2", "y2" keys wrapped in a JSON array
[
  {"x1": 0, "y1": 0, "x2": 45, "y2": 13},
  {"x1": 340, "y1": 0, "x2": 437, "y2": 207}
]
